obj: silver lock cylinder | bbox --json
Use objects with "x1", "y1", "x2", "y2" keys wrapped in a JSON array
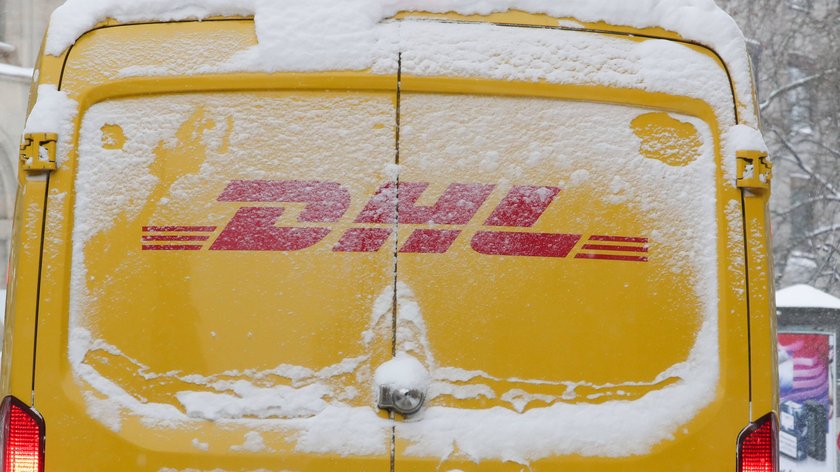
[
  {"x1": 374, "y1": 354, "x2": 430, "y2": 417},
  {"x1": 378, "y1": 385, "x2": 426, "y2": 416}
]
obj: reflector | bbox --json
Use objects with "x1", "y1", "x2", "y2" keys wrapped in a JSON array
[
  {"x1": 738, "y1": 413, "x2": 778, "y2": 472},
  {"x1": 0, "y1": 397, "x2": 45, "y2": 472}
]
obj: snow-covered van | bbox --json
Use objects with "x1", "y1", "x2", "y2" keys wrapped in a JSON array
[{"x1": 2, "y1": 1, "x2": 777, "y2": 470}]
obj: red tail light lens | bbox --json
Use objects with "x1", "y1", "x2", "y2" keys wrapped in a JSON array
[
  {"x1": 0, "y1": 397, "x2": 45, "y2": 472},
  {"x1": 738, "y1": 412, "x2": 778, "y2": 472}
]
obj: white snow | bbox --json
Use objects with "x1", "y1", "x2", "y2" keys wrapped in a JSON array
[
  {"x1": 777, "y1": 284, "x2": 840, "y2": 310},
  {"x1": 177, "y1": 383, "x2": 331, "y2": 421},
  {"x1": 500, "y1": 389, "x2": 554, "y2": 413},
  {"x1": 23, "y1": 85, "x2": 78, "y2": 135},
  {"x1": 724, "y1": 199, "x2": 746, "y2": 301},
  {"x1": 374, "y1": 354, "x2": 430, "y2": 391},
  {"x1": 719, "y1": 126, "x2": 767, "y2": 186},
  {"x1": 399, "y1": 358, "x2": 718, "y2": 459},
  {"x1": 190, "y1": 438, "x2": 209, "y2": 451},
  {"x1": 398, "y1": 20, "x2": 734, "y2": 118},
  {"x1": 20, "y1": 86, "x2": 78, "y2": 179},
  {"x1": 728, "y1": 124, "x2": 769, "y2": 154},
  {"x1": 46, "y1": 0, "x2": 255, "y2": 57},
  {"x1": 230, "y1": 431, "x2": 268, "y2": 452},
  {"x1": 45, "y1": 0, "x2": 757, "y2": 125}
]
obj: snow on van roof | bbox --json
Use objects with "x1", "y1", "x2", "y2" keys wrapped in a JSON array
[
  {"x1": 777, "y1": 284, "x2": 840, "y2": 310},
  {"x1": 46, "y1": 0, "x2": 754, "y2": 119}
]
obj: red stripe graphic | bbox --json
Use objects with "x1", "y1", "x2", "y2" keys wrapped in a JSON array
[
  {"x1": 210, "y1": 207, "x2": 330, "y2": 251},
  {"x1": 142, "y1": 245, "x2": 203, "y2": 251},
  {"x1": 588, "y1": 235, "x2": 648, "y2": 243},
  {"x1": 143, "y1": 226, "x2": 216, "y2": 232},
  {"x1": 581, "y1": 244, "x2": 648, "y2": 253},
  {"x1": 484, "y1": 186, "x2": 561, "y2": 227},
  {"x1": 217, "y1": 180, "x2": 350, "y2": 222},
  {"x1": 399, "y1": 183, "x2": 495, "y2": 225},
  {"x1": 142, "y1": 235, "x2": 210, "y2": 242},
  {"x1": 399, "y1": 229, "x2": 461, "y2": 254},
  {"x1": 356, "y1": 182, "x2": 495, "y2": 225},
  {"x1": 333, "y1": 228, "x2": 392, "y2": 252},
  {"x1": 575, "y1": 253, "x2": 648, "y2": 262},
  {"x1": 471, "y1": 232, "x2": 581, "y2": 258}
]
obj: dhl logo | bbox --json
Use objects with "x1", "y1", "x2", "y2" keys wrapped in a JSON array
[{"x1": 142, "y1": 180, "x2": 649, "y2": 262}]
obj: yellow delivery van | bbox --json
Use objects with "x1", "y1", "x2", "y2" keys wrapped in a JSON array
[{"x1": 2, "y1": 1, "x2": 777, "y2": 470}]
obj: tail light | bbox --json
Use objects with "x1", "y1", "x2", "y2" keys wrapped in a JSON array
[
  {"x1": 737, "y1": 412, "x2": 778, "y2": 472},
  {"x1": 0, "y1": 397, "x2": 45, "y2": 472}
]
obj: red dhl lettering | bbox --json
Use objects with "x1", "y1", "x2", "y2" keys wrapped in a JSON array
[{"x1": 142, "y1": 180, "x2": 649, "y2": 262}]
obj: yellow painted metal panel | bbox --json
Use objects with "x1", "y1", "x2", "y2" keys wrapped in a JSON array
[
  {"x1": 1, "y1": 179, "x2": 47, "y2": 403},
  {"x1": 15, "y1": 13, "x2": 771, "y2": 472},
  {"x1": 743, "y1": 188, "x2": 778, "y2": 421},
  {"x1": 33, "y1": 21, "x2": 397, "y2": 470},
  {"x1": 392, "y1": 81, "x2": 751, "y2": 469}
]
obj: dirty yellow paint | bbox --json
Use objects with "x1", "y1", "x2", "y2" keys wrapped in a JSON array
[
  {"x1": 100, "y1": 124, "x2": 127, "y2": 150},
  {"x1": 632, "y1": 112, "x2": 703, "y2": 166}
]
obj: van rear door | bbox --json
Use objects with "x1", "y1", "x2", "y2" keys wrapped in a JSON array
[
  {"x1": 29, "y1": 15, "x2": 756, "y2": 472},
  {"x1": 33, "y1": 20, "x2": 398, "y2": 470},
  {"x1": 391, "y1": 19, "x2": 751, "y2": 470}
]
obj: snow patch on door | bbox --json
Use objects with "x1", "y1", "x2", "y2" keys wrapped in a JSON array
[{"x1": 70, "y1": 273, "x2": 719, "y2": 460}]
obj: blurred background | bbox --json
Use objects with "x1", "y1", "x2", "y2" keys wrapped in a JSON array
[{"x1": 1, "y1": 0, "x2": 53, "y2": 285}]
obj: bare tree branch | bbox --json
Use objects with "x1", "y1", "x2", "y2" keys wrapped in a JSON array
[
  {"x1": 773, "y1": 130, "x2": 840, "y2": 199},
  {"x1": 772, "y1": 195, "x2": 840, "y2": 218},
  {"x1": 804, "y1": 139, "x2": 840, "y2": 160},
  {"x1": 759, "y1": 69, "x2": 836, "y2": 111},
  {"x1": 806, "y1": 224, "x2": 840, "y2": 240}
]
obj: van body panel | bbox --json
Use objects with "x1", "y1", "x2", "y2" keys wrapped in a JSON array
[
  {"x1": 2, "y1": 177, "x2": 47, "y2": 402},
  {"x1": 387, "y1": 21, "x2": 753, "y2": 468},
  {"x1": 744, "y1": 191, "x2": 778, "y2": 420},
  {"x1": 11, "y1": 12, "x2": 774, "y2": 471},
  {"x1": 35, "y1": 93, "x2": 399, "y2": 467},
  {"x1": 389, "y1": 81, "x2": 750, "y2": 468},
  {"x1": 32, "y1": 20, "x2": 398, "y2": 470}
]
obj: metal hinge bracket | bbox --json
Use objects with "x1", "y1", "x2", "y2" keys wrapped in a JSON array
[
  {"x1": 736, "y1": 150, "x2": 772, "y2": 190},
  {"x1": 19, "y1": 133, "x2": 58, "y2": 172}
]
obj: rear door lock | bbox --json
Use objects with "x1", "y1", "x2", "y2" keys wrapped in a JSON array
[{"x1": 378, "y1": 385, "x2": 425, "y2": 416}]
